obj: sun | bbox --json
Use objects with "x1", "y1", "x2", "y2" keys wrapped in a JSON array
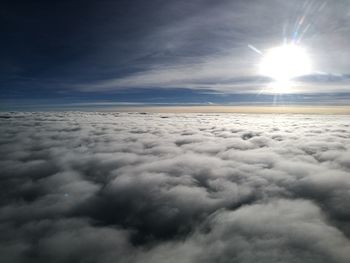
[{"x1": 259, "y1": 44, "x2": 312, "y2": 92}]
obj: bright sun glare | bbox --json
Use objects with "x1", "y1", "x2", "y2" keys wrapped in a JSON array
[{"x1": 259, "y1": 44, "x2": 312, "y2": 93}]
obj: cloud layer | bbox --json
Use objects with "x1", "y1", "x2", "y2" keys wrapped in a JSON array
[
  {"x1": 0, "y1": 112, "x2": 350, "y2": 263},
  {"x1": 76, "y1": 0, "x2": 350, "y2": 94}
]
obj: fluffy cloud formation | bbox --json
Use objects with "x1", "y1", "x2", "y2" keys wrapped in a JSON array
[{"x1": 0, "y1": 112, "x2": 350, "y2": 263}]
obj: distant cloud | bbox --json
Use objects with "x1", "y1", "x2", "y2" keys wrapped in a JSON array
[
  {"x1": 76, "y1": 0, "x2": 350, "y2": 94},
  {"x1": 78, "y1": 55, "x2": 265, "y2": 93},
  {"x1": 0, "y1": 112, "x2": 350, "y2": 262}
]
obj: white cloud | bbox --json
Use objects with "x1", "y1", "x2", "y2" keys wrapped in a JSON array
[{"x1": 0, "y1": 112, "x2": 350, "y2": 262}]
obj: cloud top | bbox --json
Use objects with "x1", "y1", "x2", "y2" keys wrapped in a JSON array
[{"x1": 0, "y1": 112, "x2": 350, "y2": 262}]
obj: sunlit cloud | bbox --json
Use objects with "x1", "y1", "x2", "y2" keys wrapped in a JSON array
[
  {"x1": 1, "y1": 112, "x2": 350, "y2": 262},
  {"x1": 74, "y1": 0, "x2": 350, "y2": 96},
  {"x1": 2, "y1": 0, "x2": 350, "y2": 108}
]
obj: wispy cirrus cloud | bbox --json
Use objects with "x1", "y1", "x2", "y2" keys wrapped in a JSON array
[
  {"x1": 3, "y1": 0, "x2": 350, "y2": 106},
  {"x1": 75, "y1": 0, "x2": 350, "y2": 94}
]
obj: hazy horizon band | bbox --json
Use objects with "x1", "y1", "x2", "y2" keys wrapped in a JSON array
[{"x1": 95, "y1": 105, "x2": 350, "y2": 114}]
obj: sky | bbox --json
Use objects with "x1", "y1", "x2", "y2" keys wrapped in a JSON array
[{"x1": 1, "y1": 0, "x2": 350, "y2": 109}]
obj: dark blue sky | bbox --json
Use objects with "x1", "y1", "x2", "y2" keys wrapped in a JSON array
[{"x1": 1, "y1": 0, "x2": 350, "y2": 110}]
